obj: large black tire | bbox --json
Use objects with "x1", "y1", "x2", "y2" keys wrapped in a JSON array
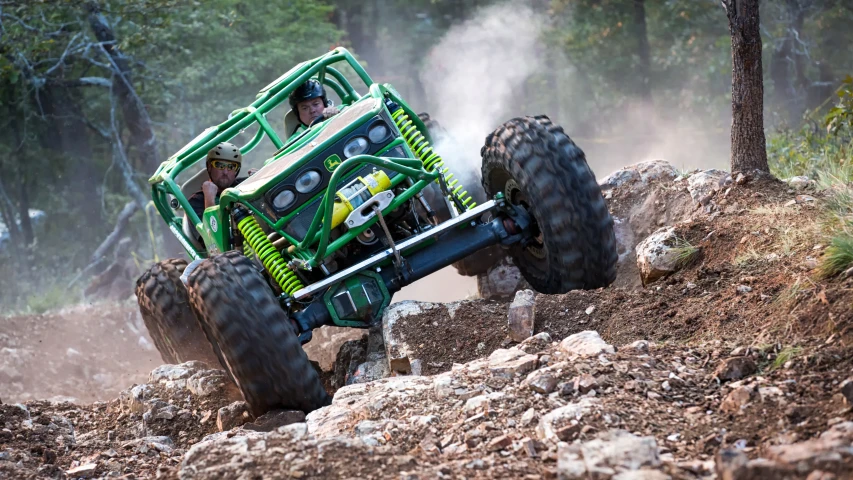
[
  {"x1": 481, "y1": 115, "x2": 617, "y2": 293},
  {"x1": 136, "y1": 259, "x2": 221, "y2": 366},
  {"x1": 186, "y1": 251, "x2": 330, "y2": 416},
  {"x1": 418, "y1": 112, "x2": 503, "y2": 276}
]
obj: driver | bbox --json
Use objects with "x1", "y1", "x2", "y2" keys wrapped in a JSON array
[{"x1": 288, "y1": 79, "x2": 340, "y2": 135}]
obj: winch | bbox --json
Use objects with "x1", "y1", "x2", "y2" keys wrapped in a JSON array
[{"x1": 330, "y1": 170, "x2": 392, "y2": 229}]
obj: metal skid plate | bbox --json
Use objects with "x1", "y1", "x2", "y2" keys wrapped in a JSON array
[{"x1": 323, "y1": 270, "x2": 391, "y2": 327}]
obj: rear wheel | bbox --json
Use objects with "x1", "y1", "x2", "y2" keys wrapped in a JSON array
[
  {"x1": 186, "y1": 251, "x2": 331, "y2": 416},
  {"x1": 135, "y1": 258, "x2": 221, "y2": 366},
  {"x1": 481, "y1": 115, "x2": 617, "y2": 293}
]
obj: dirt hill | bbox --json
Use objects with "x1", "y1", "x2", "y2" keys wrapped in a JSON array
[{"x1": 1, "y1": 161, "x2": 851, "y2": 479}]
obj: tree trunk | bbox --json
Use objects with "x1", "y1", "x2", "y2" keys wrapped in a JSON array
[
  {"x1": 86, "y1": 3, "x2": 161, "y2": 175},
  {"x1": 724, "y1": 0, "x2": 769, "y2": 173},
  {"x1": 632, "y1": 0, "x2": 653, "y2": 103},
  {"x1": 86, "y1": 2, "x2": 183, "y2": 257}
]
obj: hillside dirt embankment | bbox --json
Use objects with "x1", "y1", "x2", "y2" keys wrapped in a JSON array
[{"x1": 1, "y1": 160, "x2": 851, "y2": 479}]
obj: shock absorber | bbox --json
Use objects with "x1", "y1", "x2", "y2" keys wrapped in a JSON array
[
  {"x1": 233, "y1": 206, "x2": 304, "y2": 295},
  {"x1": 390, "y1": 108, "x2": 476, "y2": 211}
]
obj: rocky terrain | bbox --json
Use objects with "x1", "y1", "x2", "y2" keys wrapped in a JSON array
[{"x1": 2, "y1": 160, "x2": 852, "y2": 479}]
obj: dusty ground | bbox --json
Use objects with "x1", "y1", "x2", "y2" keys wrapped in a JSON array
[
  {"x1": 2, "y1": 162, "x2": 852, "y2": 479},
  {"x1": 0, "y1": 303, "x2": 161, "y2": 404}
]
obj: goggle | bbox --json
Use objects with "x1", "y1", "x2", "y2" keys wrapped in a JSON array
[{"x1": 211, "y1": 160, "x2": 240, "y2": 171}]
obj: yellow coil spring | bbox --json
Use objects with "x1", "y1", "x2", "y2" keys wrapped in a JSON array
[
  {"x1": 237, "y1": 215, "x2": 304, "y2": 295},
  {"x1": 390, "y1": 108, "x2": 476, "y2": 210}
]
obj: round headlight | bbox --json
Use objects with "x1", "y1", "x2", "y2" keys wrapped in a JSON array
[
  {"x1": 295, "y1": 170, "x2": 322, "y2": 194},
  {"x1": 368, "y1": 123, "x2": 389, "y2": 143},
  {"x1": 343, "y1": 136, "x2": 369, "y2": 158},
  {"x1": 272, "y1": 189, "x2": 296, "y2": 211}
]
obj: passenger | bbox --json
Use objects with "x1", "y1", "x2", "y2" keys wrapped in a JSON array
[{"x1": 188, "y1": 142, "x2": 250, "y2": 222}]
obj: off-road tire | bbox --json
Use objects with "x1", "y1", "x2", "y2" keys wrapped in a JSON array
[
  {"x1": 186, "y1": 251, "x2": 331, "y2": 416},
  {"x1": 418, "y1": 112, "x2": 502, "y2": 276},
  {"x1": 481, "y1": 115, "x2": 617, "y2": 293},
  {"x1": 136, "y1": 259, "x2": 221, "y2": 366}
]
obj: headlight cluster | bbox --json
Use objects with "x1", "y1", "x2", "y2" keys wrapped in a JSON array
[
  {"x1": 342, "y1": 119, "x2": 390, "y2": 159},
  {"x1": 269, "y1": 118, "x2": 395, "y2": 216}
]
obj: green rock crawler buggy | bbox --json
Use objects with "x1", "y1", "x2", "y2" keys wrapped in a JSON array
[{"x1": 136, "y1": 48, "x2": 617, "y2": 416}]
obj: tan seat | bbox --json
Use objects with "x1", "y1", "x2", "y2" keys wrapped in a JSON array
[
  {"x1": 284, "y1": 110, "x2": 301, "y2": 142},
  {"x1": 178, "y1": 168, "x2": 209, "y2": 251}
]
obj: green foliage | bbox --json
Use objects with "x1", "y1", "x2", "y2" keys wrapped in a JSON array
[
  {"x1": 826, "y1": 75, "x2": 853, "y2": 135},
  {"x1": 772, "y1": 345, "x2": 803, "y2": 370},
  {"x1": 672, "y1": 236, "x2": 701, "y2": 267},
  {"x1": 818, "y1": 234, "x2": 853, "y2": 278},
  {"x1": 769, "y1": 77, "x2": 853, "y2": 278}
]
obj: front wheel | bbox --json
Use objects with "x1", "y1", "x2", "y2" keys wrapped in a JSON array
[
  {"x1": 186, "y1": 251, "x2": 331, "y2": 416},
  {"x1": 481, "y1": 115, "x2": 617, "y2": 293}
]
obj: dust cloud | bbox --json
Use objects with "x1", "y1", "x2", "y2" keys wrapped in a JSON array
[
  {"x1": 420, "y1": 3, "x2": 546, "y2": 183},
  {"x1": 417, "y1": 1, "x2": 729, "y2": 181}
]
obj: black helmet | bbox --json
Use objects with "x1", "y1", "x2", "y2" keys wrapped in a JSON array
[{"x1": 289, "y1": 79, "x2": 327, "y2": 110}]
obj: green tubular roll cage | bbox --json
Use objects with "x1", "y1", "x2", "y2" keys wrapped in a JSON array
[{"x1": 148, "y1": 47, "x2": 438, "y2": 266}]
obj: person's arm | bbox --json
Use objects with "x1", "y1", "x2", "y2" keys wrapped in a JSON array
[{"x1": 202, "y1": 181, "x2": 218, "y2": 209}]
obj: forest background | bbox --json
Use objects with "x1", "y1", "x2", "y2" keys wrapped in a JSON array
[{"x1": 1, "y1": 0, "x2": 851, "y2": 312}]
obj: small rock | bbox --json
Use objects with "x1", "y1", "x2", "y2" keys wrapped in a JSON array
[
  {"x1": 66, "y1": 463, "x2": 98, "y2": 478},
  {"x1": 714, "y1": 357, "x2": 757, "y2": 382},
  {"x1": 521, "y1": 408, "x2": 537, "y2": 426},
  {"x1": 42, "y1": 449, "x2": 56, "y2": 464},
  {"x1": 736, "y1": 284, "x2": 752, "y2": 294},
  {"x1": 559, "y1": 331, "x2": 614, "y2": 358},
  {"x1": 721, "y1": 386, "x2": 757, "y2": 414},
  {"x1": 536, "y1": 399, "x2": 600, "y2": 441},
  {"x1": 243, "y1": 409, "x2": 305, "y2": 432},
  {"x1": 787, "y1": 176, "x2": 810, "y2": 190},
  {"x1": 507, "y1": 289, "x2": 536, "y2": 342},
  {"x1": 841, "y1": 378, "x2": 853, "y2": 405},
  {"x1": 612, "y1": 471, "x2": 672, "y2": 480},
  {"x1": 217, "y1": 401, "x2": 252, "y2": 432},
  {"x1": 199, "y1": 410, "x2": 213, "y2": 425},
  {"x1": 715, "y1": 448, "x2": 748, "y2": 480},
  {"x1": 487, "y1": 434, "x2": 512, "y2": 451},
  {"x1": 735, "y1": 172, "x2": 748, "y2": 185},
  {"x1": 433, "y1": 376, "x2": 453, "y2": 399},
  {"x1": 525, "y1": 371, "x2": 559, "y2": 394},
  {"x1": 558, "y1": 429, "x2": 661, "y2": 479},
  {"x1": 804, "y1": 256, "x2": 818, "y2": 269},
  {"x1": 488, "y1": 349, "x2": 538, "y2": 378},
  {"x1": 584, "y1": 306, "x2": 595, "y2": 315},
  {"x1": 626, "y1": 340, "x2": 650, "y2": 353},
  {"x1": 518, "y1": 332, "x2": 553, "y2": 354},
  {"x1": 574, "y1": 374, "x2": 598, "y2": 394}
]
